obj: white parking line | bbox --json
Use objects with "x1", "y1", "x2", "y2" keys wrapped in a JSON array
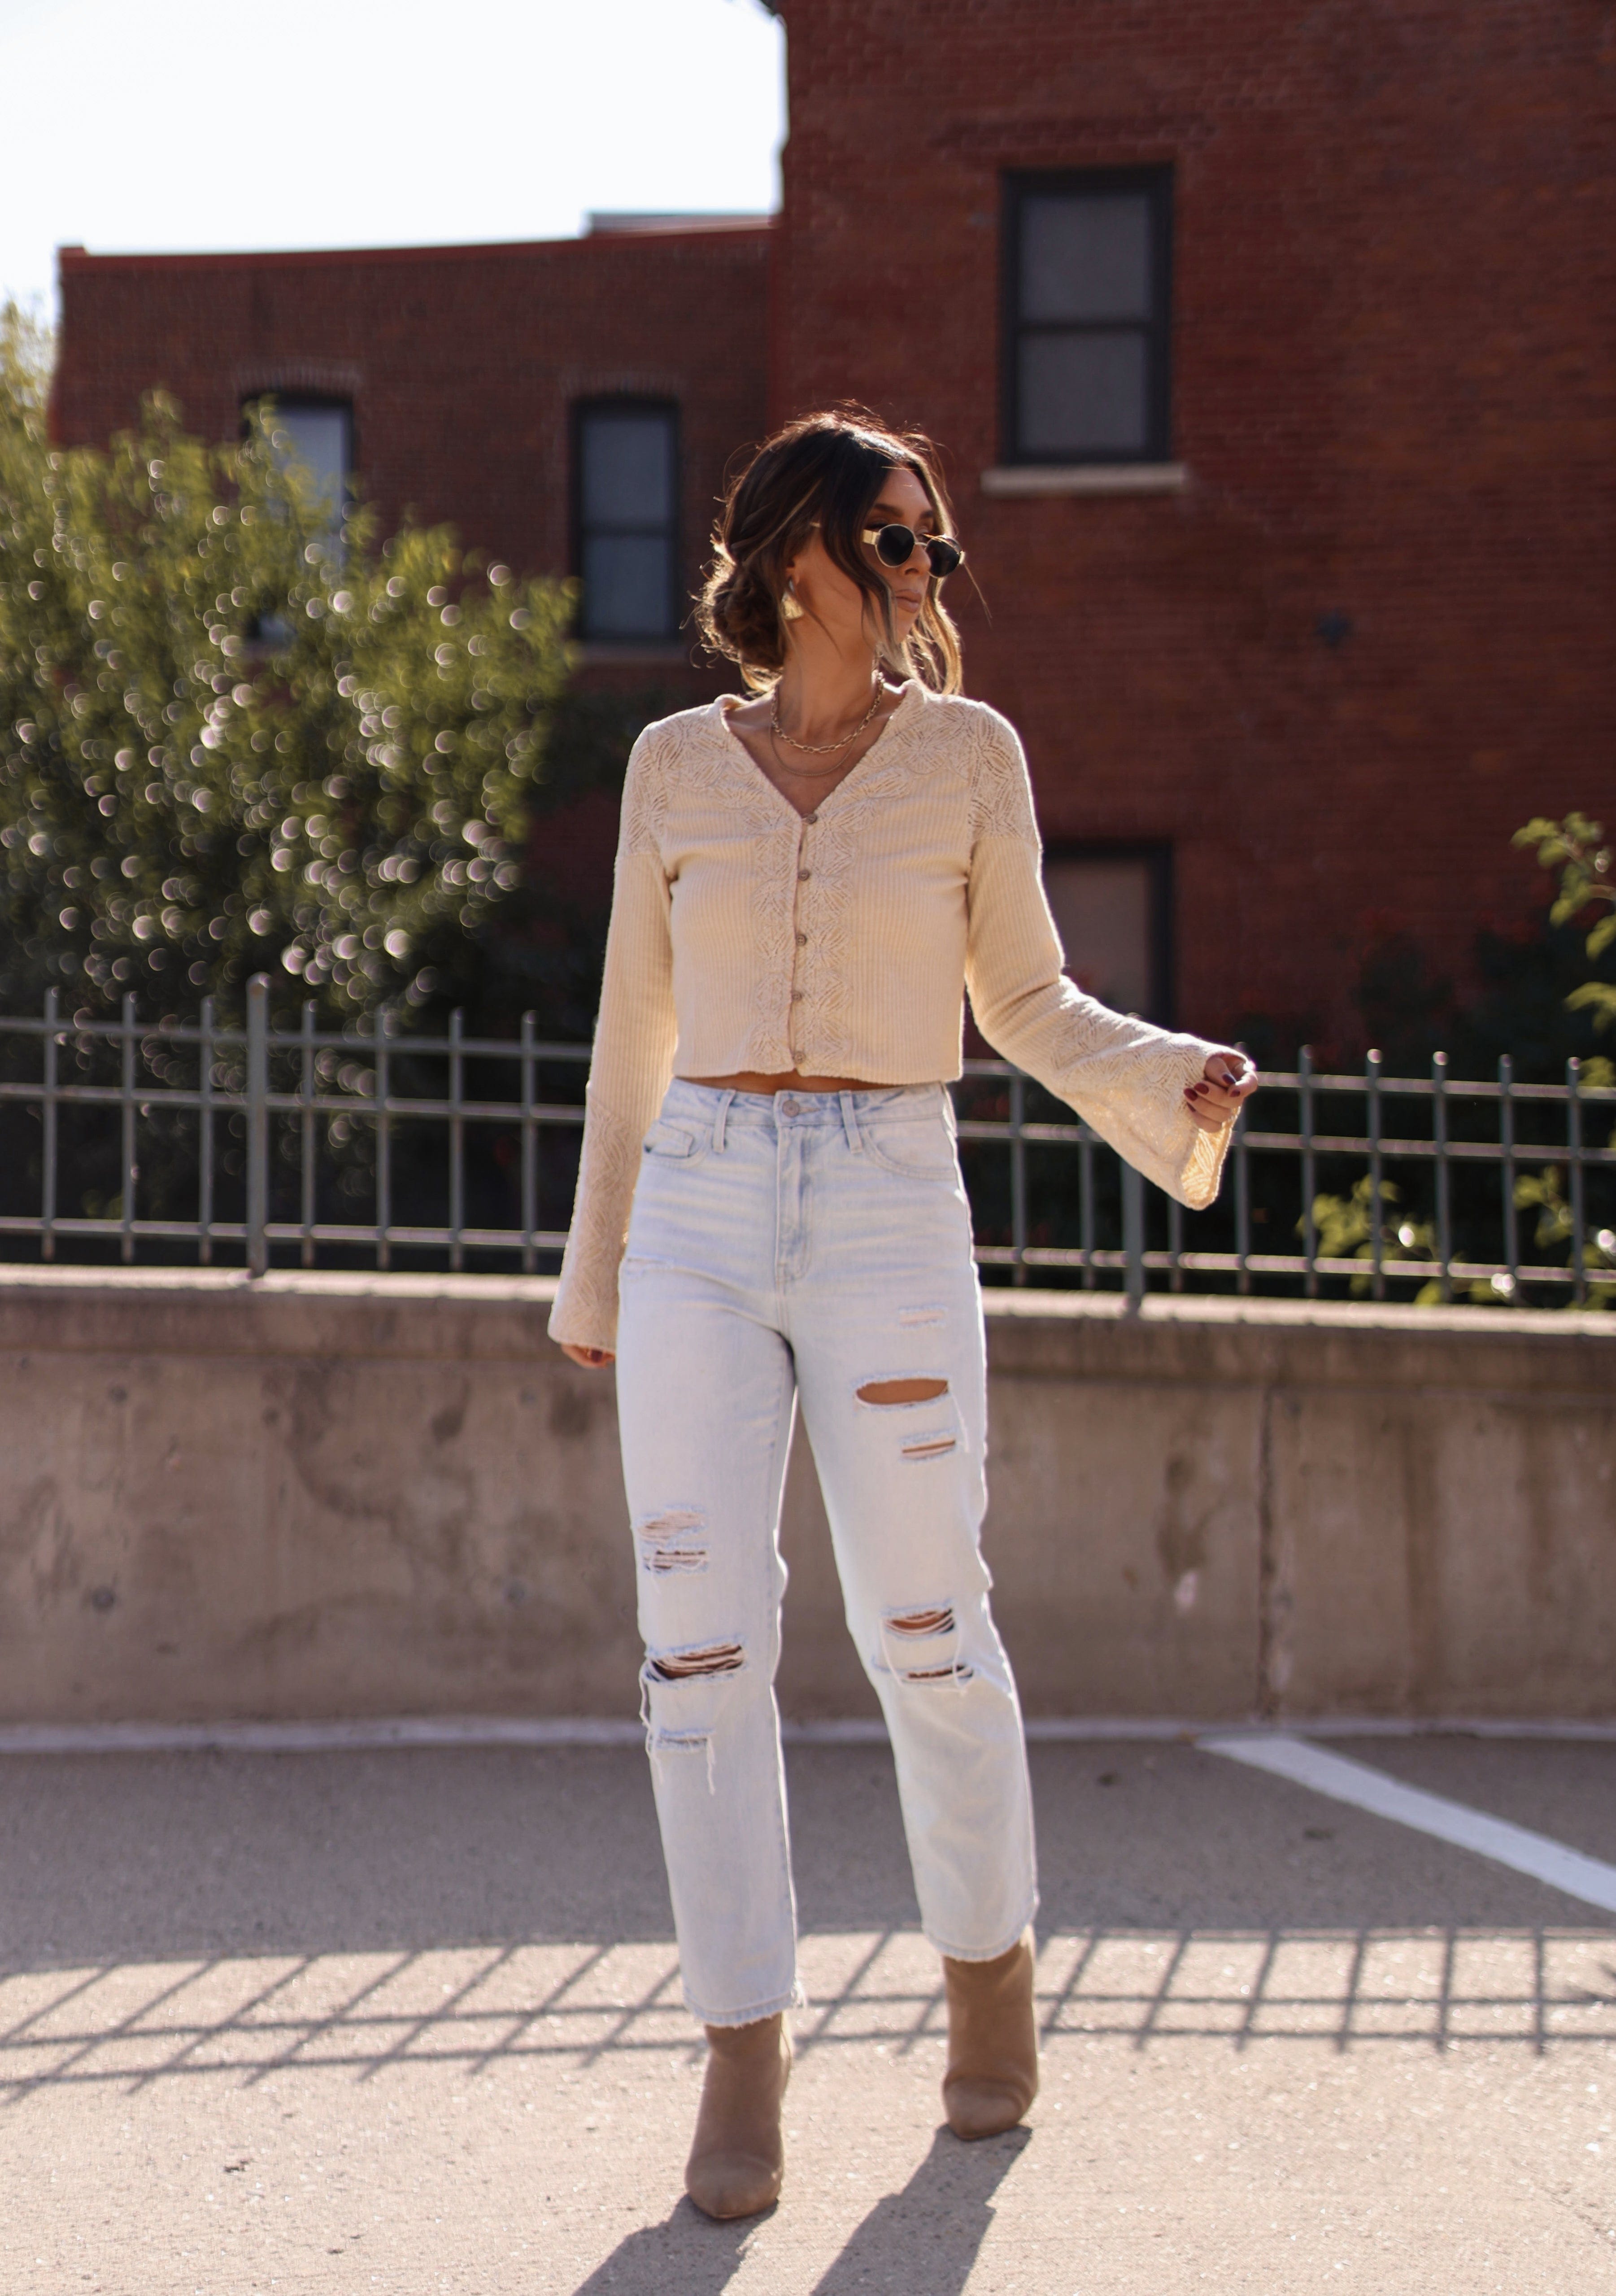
[{"x1": 1202, "y1": 1731, "x2": 1616, "y2": 1916}]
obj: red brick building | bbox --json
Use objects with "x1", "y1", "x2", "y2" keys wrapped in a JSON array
[{"x1": 52, "y1": 0, "x2": 1616, "y2": 1050}]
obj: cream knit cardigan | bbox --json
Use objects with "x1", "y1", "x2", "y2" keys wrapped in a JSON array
[{"x1": 548, "y1": 682, "x2": 1234, "y2": 1351}]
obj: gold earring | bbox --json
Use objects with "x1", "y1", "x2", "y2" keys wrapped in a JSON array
[{"x1": 780, "y1": 581, "x2": 804, "y2": 622}]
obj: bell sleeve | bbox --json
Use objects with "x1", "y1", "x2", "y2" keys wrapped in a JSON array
[{"x1": 963, "y1": 716, "x2": 1237, "y2": 1210}]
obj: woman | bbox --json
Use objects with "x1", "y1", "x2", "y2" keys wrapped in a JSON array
[{"x1": 549, "y1": 410, "x2": 1254, "y2": 2219}]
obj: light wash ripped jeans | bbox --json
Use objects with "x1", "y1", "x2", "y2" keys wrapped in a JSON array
[{"x1": 614, "y1": 1078, "x2": 1037, "y2": 2028}]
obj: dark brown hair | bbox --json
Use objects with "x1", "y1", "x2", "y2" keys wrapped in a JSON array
[{"x1": 695, "y1": 407, "x2": 963, "y2": 694}]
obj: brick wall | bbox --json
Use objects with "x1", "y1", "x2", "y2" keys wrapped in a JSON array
[
  {"x1": 53, "y1": 227, "x2": 771, "y2": 698},
  {"x1": 47, "y1": 3, "x2": 1616, "y2": 1048},
  {"x1": 54, "y1": 227, "x2": 772, "y2": 919},
  {"x1": 772, "y1": 0, "x2": 1616, "y2": 1049}
]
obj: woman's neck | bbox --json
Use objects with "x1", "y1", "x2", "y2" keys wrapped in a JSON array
[{"x1": 772, "y1": 640, "x2": 887, "y2": 746}]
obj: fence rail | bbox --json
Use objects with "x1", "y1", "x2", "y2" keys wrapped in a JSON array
[{"x1": 0, "y1": 979, "x2": 1612, "y2": 1305}]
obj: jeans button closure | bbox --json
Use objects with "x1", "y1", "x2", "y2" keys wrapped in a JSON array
[{"x1": 779, "y1": 1096, "x2": 798, "y2": 1117}]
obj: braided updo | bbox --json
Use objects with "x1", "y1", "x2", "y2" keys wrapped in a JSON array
[{"x1": 695, "y1": 407, "x2": 963, "y2": 694}]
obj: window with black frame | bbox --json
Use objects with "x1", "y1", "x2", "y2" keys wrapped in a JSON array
[
  {"x1": 1003, "y1": 171, "x2": 1173, "y2": 464},
  {"x1": 575, "y1": 401, "x2": 680, "y2": 642}
]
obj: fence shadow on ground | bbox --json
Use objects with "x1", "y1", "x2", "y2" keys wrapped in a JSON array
[
  {"x1": 569, "y1": 2127, "x2": 1030, "y2": 2296},
  {"x1": 2, "y1": 1919, "x2": 1613, "y2": 2108},
  {"x1": 2, "y1": 1739, "x2": 1613, "y2": 2113}
]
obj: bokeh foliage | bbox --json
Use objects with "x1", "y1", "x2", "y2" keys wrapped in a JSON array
[
  {"x1": 0, "y1": 305, "x2": 575, "y2": 1022},
  {"x1": 1513, "y1": 811, "x2": 1616, "y2": 1048}
]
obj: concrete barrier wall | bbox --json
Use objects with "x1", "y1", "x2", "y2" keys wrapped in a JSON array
[{"x1": 1, "y1": 1268, "x2": 1612, "y2": 1724}]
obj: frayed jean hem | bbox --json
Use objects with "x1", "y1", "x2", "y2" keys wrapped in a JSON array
[
  {"x1": 925, "y1": 1896, "x2": 1038, "y2": 1966},
  {"x1": 684, "y1": 1979, "x2": 806, "y2": 2030}
]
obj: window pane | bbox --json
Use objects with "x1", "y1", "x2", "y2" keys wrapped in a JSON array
[
  {"x1": 1019, "y1": 331, "x2": 1148, "y2": 456},
  {"x1": 581, "y1": 411, "x2": 674, "y2": 528},
  {"x1": 1020, "y1": 192, "x2": 1152, "y2": 323},
  {"x1": 1043, "y1": 858, "x2": 1156, "y2": 1018},
  {"x1": 583, "y1": 534, "x2": 671, "y2": 638},
  {"x1": 268, "y1": 404, "x2": 349, "y2": 521}
]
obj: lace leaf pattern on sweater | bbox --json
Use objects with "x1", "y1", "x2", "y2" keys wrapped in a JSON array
[
  {"x1": 1041, "y1": 993, "x2": 1225, "y2": 1209},
  {"x1": 799, "y1": 714, "x2": 928, "y2": 1075},
  {"x1": 619, "y1": 729, "x2": 673, "y2": 861},
  {"x1": 745, "y1": 829, "x2": 802, "y2": 1070},
  {"x1": 966, "y1": 711, "x2": 1041, "y2": 849},
  {"x1": 619, "y1": 708, "x2": 788, "y2": 1071}
]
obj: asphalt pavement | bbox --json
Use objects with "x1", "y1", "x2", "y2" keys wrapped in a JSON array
[{"x1": 3, "y1": 1733, "x2": 1614, "y2": 2294}]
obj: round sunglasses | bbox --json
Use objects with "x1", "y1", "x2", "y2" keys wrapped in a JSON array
[{"x1": 862, "y1": 524, "x2": 965, "y2": 579}]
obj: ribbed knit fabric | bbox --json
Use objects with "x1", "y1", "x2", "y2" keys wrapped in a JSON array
[{"x1": 548, "y1": 682, "x2": 1235, "y2": 1352}]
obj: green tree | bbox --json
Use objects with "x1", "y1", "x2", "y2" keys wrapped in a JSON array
[
  {"x1": 0, "y1": 304, "x2": 574, "y2": 1022},
  {"x1": 1512, "y1": 812, "x2": 1616, "y2": 1067}
]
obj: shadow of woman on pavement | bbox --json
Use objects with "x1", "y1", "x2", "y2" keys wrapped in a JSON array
[
  {"x1": 568, "y1": 2195, "x2": 759, "y2": 2295},
  {"x1": 565, "y1": 2125, "x2": 1027, "y2": 2295},
  {"x1": 809, "y1": 2123, "x2": 1030, "y2": 2295}
]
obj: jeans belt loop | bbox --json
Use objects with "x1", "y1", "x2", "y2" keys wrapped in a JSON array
[
  {"x1": 712, "y1": 1089, "x2": 736, "y2": 1154},
  {"x1": 838, "y1": 1089, "x2": 864, "y2": 1155}
]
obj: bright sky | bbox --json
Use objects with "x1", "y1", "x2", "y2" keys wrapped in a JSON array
[{"x1": 1, "y1": 0, "x2": 785, "y2": 323}]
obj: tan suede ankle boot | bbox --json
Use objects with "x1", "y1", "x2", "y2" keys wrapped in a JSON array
[
  {"x1": 941, "y1": 1929, "x2": 1038, "y2": 2139},
  {"x1": 684, "y1": 2013, "x2": 792, "y2": 2220}
]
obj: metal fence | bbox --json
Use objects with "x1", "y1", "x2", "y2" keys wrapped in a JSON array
[{"x1": 0, "y1": 979, "x2": 1612, "y2": 1305}]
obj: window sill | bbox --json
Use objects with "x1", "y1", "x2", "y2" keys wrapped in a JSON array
[
  {"x1": 572, "y1": 642, "x2": 693, "y2": 665},
  {"x1": 980, "y1": 463, "x2": 1189, "y2": 498}
]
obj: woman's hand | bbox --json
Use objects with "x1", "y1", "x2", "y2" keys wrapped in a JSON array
[
  {"x1": 560, "y1": 1344, "x2": 615, "y2": 1369},
  {"x1": 1183, "y1": 1052, "x2": 1258, "y2": 1134}
]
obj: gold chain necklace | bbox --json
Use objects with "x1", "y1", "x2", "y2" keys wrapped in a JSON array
[{"x1": 769, "y1": 676, "x2": 884, "y2": 759}]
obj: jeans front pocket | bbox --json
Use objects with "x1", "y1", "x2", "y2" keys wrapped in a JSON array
[
  {"x1": 642, "y1": 1119, "x2": 707, "y2": 1165},
  {"x1": 859, "y1": 1108, "x2": 959, "y2": 1183}
]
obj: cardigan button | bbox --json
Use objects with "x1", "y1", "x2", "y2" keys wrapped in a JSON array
[
  {"x1": 803, "y1": 811, "x2": 818, "y2": 825},
  {"x1": 795, "y1": 931, "x2": 807, "y2": 947}
]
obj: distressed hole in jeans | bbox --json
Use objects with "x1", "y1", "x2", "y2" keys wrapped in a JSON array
[
  {"x1": 647, "y1": 1641, "x2": 745, "y2": 1683},
  {"x1": 856, "y1": 1377, "x2": 949, "y2": 1406},
  {"x1": 636, "y1": 1508, "x2": 707, "y2": 1576},
  {"x1": 884, "y1": 1605, "x2": 973, "y2": 1685},
  {"x1": 900, "y1": 1427, "x2": 957, "y2": 1461},
  {"x1": 649, "y1": 1727, "x2": 718, "y2": 1794},
  {"x1": 897, "y1": 1304, "x2": 947, "y2": 1328}
]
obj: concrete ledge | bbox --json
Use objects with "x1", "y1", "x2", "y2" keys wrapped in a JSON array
[{"x1": 0, "y1": 1267, "x2": 1611, "y2": 1728}]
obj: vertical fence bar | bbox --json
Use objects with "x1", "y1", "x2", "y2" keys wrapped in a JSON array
[
  {"x1": 1168, "y1": 1194, "x2": 1184, "y2": 1293},
  {"x1": 1433, "y1": 1051, "x2": 1452, "y2": 1304},
  {"x1": 1299, "y1": 1045, "x2": 1317, "y2": 1299},
  {"x1": 449, "y1": 1007, "x2": 465, "y2": 1273},
  {"x1": 120, "y1": 991, "x2": 137, "y2": 1264},
  {"x1": 520, "y1": 1011, "x2": 537, "y2": 1275},
  {"x1": 1079, "y1": 1132, "x2": 1096, "y2": 1289},
  {"x1": 300, "y1": 1001, "x2": 316, "y2": 1267},
  {"x1": 1499, "y1": 1054, "x2": 1516, "y2": 1303},
  {"x1": 198, "y1": 995, "x2": 214, "y2": 1265},
  {"x1": 1568, "y1": 1057, "x2": 1586, "y2": 1308},
  {"x1": 40, "y1": 986, "x2": 57, "y2": 1262},
  {"x1": 1368, "y1": 1049, "x2": 1385, "y2": 1301},
  {"x1": 246, "y1": 974, "x2": 269, "y2": 1278},
  {"x1": 1122, "y1": 1159, "x2": 1146, "y2": 1304},
  {"x1": 375, "y1": 1006, "x2": 392, "y2": 1270},
  {"x1": 1009, "y1": 1070, "x2": 1027, "y2": 1286},
  {"x1": 1234, "y1": 1096, "x2": 1251, "y2": 1296}
]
